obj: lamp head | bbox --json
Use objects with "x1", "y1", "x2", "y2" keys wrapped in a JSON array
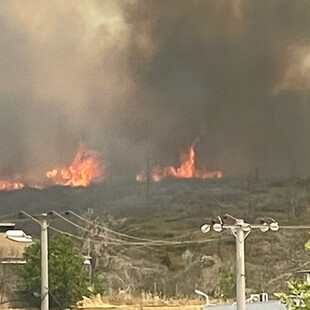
[
  {"x1": 269, "y1": 221, "x2": 279, "y2": 231},
  {"x1": 260, "y1": 223, "x2": 269, "y2": 232},
  {"x1": 201, "y1": 224, "x2": 211, "y2": 233},
  {"x1": 213, "y1": 223, "x2": 223, "y2": 232}
]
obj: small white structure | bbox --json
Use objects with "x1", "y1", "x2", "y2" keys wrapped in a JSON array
[
  {"x1": 201, "y1": 293, "x2": 286, "y2": 309},
  {"x1": 6, "y1": 230, "x2": 32, "y2": 243},
  {"x1": 203, "y1": 301, "x2": 286, "y2": 309},
  {"x1": 0, "y1": 227, "x2": 32, "y2": 264}
]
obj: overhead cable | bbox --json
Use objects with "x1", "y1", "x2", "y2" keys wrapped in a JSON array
[
  {"x1": 51, "y1": 211, "x2": 127, "y2": 244},
  {"x1": 66, "y1": 210, "x2": 196, "y2": 243},
  {"x1": 48, "y1": 224, "x2": 231, "y2": 246}
]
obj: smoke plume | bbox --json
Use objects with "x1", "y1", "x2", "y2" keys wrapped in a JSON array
[{"x1": 0, "y1": 0, "x2": 310, "y2": 181}]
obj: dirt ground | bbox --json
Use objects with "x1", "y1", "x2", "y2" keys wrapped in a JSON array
[
  {"x1": 117, "y1": 307, "x2": 203, "y2": 310},
  {"x1": 76, "y1": 307, "x2": 203, "y2": 310}
]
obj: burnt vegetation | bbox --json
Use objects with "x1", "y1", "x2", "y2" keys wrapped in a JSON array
[{"x1": 2, "y1": 176, "x2": 310, "y2": 297}]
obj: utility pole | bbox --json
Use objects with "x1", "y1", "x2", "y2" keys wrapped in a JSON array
[
  {"x1": 19, "y1": 212, "x2": 54, "y2": 310},
  {"x1": 200, "y1": 215, "x2": 279, "y2": 310},
  {"x1": 41, "y1": 214, "x2": 49, "y2": 310},
  {"x1": 235, "y1": 219, "x2": 246, "y2": 310}
]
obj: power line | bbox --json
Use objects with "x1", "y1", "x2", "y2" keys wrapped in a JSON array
[
  {"x1": 4, "y1": 210, "x2": 310, "y2": 231},
  {"x1": 48, "y1": 224, "x2": 232, "y2": 246},
  {"x1": 49, "y1": 211, "x2": 233, "y2": 246},
  {"x1": 65, "y1": 210, "x2": 198, "y2": 243},
  {"x1": 66, "y1": 210, "x2": 169, "y2": 242},
  {"x1": 11, "y1": 210, "x2": 310, "y2": 247},
  {"x1": 51, "y1": 211, "x2": 128, "y2": 244},
  {"x1": 280, "y1": 225, "x2": 310, "y2": 229},
  {"x1": 5, "y1": 210, "x2": 232, "y2": 246}
]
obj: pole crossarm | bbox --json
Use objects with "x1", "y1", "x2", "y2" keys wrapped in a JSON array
[{"x1": 200, "y1": 214, "x2": 279, "y2": 310}]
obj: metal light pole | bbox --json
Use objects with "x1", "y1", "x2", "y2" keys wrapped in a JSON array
[{"x1": 201, "y1": 215, "x2": 279, "y2": 310}]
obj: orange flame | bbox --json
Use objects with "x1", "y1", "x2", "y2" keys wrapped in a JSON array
[
  {"x1": 137, "y1": 144, "x2": 223, "y2": 182},
  {"x1": 46, "y1": 145, "x2": 103, "y2": 187},
  {"x1": 0, "y1": 179, "x2": 24, "y2": 191},
  {"x1": 136, "y1": 173, "x2": 145, "y2": 182},
  {"x1": 168, "y1": 146, "x2": 196, "y2": 178}
]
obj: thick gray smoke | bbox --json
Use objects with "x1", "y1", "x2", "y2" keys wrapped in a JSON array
[{"x1": 0, "y1": 0, "x2": 310, "y2": 181}]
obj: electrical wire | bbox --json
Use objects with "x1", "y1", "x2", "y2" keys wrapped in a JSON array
[
  {"x1": 280, "y1": 225, "x2": 310, "y2": 229},
  {"x1": 48, "y1": 224, "x2": 232, "y2": 246},
  {"x1": 16, "y1": 210, "x2": 310, "y2": 248},
  {"x1": 52, "y1": 212, "x2": 310, "y2": 245},
  {"x1": 51, "y1": 211, "x2": 225, "y2": 246},
  {"x1": 66, "y1": 210, "x2": 197, "y2": 243},
  {"x1": 16, "y1": 209, "x2": 233, "y2": 246},
  {"x1": 67, "y1": 210, "x2": 169, "y2": 242},
  {"x1": 51, "y1": 211, "x2": 127, "y2": 244}
]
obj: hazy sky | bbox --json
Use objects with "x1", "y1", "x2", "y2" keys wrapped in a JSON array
[{"x1": 0, "y1": 0, "x2": 310, "y2": 180}]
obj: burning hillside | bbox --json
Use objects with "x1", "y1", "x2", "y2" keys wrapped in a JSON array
[
  {"x1": 0, "y1": 141, "x2": 222, "y2": 191},
  {"x1": 136, "y1": 143, "x2": 222, "y2": 182},
  {"x1": 0, "y1": 144, "x2": 103, "y2": 191},
  {"x1": 0, "y1": 1, "x2": 310, "y2": 190},
  {"x1": 0, "y1": 179, "x2": 24, "y2": 191},
  {"x1": 46, "y1": 144, "x2": 103, "y2": 187}
]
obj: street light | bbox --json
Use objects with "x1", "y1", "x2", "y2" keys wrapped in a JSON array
[
  {"x1": 200, "y1": 214, "x2": 279, "y2": 310},
  {"x1": 213, "y1": 223, "x2": 223, "y2": 232},
  {"x1": 19, "y1": 212, "x2": 56, "y2": 310},
  {"x1": 255, "y1": 217, "x2": 279, "y2": 232},
  {"x1": 201, "y1": 224, "x2": 211, "y2": 234},
  {"x1": 194, "y1": 289, "x2": 210, "y2": 306},
  {"x1": 260, "y1": 223, "x2": 269, "y2": 232}
]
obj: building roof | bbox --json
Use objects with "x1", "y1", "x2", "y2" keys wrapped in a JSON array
[
  {"x1": 0, "y1": 232, "x2": 32, "y2": 259},
  {"x1": 0, "y1": 223, "x2": 15, "y2": 233}
]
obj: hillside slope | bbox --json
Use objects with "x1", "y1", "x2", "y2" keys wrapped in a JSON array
[{"x1": 1, "y1": 177, "x2": 309, "y2": 297}]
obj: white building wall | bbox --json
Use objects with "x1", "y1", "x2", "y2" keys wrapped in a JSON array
[{"x1": 203, "y1": 301, "x2": 286, "y2": 310}]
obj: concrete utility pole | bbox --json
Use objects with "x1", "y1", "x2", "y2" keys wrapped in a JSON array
[
  {"x1": 41, "y1": 214, "x2": 49, "y2": 310},
  {"x1": 200, "y1": 215, "x2": 279, "y2": 310},
  {"x1": 19, "y1": 212, "x2": 54, "y2": 310},
  {"x1": 235, "y1": 219, "x2": 246, "y2": 310}
]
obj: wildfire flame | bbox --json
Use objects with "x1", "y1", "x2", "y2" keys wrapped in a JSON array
[
  {"x1": 136, "y1": 144, "x2": 223, "y2": 182},
  {"x1": 0, "y1": 141, "x2": 222, "y2": 191},
  {"x1": 0, "y1": 179, "x2": 24, "y2": 191},
  {"x1": 46, "y1": 145, "x2": 103, "y2": 187}
]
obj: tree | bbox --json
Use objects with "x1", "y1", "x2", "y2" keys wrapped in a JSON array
[
  {"x1": 276, "y1": 280, "x2": 310, "y2": 309},
  {"x1": 275, "y1": 238, "x2": 310, "y2": 309},
  {"x1": 219, "y1": 267, "x2": 235, "y2": 299},
  {"x1": 20, "y1": 234, "x2": 89, "y2": 308}
]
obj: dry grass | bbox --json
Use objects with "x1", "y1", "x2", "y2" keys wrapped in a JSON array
[
  {"x1": 75, "y1": 306, "x2": 203, "y2": 310},
  {"x1": 76, "y1": 293, "x2": 205, "y2": 310}
]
